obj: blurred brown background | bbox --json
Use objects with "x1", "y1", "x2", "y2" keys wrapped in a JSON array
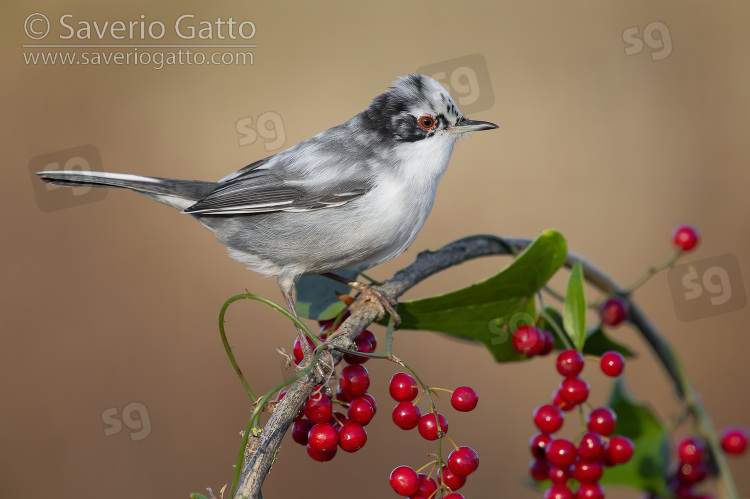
[{"x1": 2, "y1": 1, "x2": 749, "y2": 498}]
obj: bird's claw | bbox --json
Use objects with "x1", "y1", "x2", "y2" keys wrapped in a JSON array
[{"x1": 349, "y1": 282, "x2": 401, "y2": 326}]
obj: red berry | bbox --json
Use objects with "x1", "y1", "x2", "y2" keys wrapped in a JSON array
[
  {"x1": 530, "y1": 432, "x2": 552, "y2": 459},
  {"x1": 418, "y1": 413, "x2": 448, "y2": 440},
  {"x1": 721, "y1": 426, "x2": 748, "y2": 455},
  {"x1": 360, "y1": 393, "x2": 377, "y2": 415},
  {"x1": 335, "y1": 384, "x2": 352, "y2": 404},
  {"x1": 338, "y1": 422, "x2": 367, "y2": 452},
  {"x1": 672, "y1": 225, "x2": 700, "y2": 252},
  {"x1": 392, "y1": 401, "x2": 421, "y2": 430},
  {"x1": 559, "y1": 377, "x2": 590, "y2": 405},
  {"x1": 548, "y1": 466, "x2": 572, "y2": 484},
  {"x1": 304, "y1": 394, "x2": 333, "y2": 424},
  {"x1": 545, "y1": 438, "x2": 577, "y2": 468},
  {"x1": 306, "y1": 443, "x2": 337, "y2": 461},
  {"x1": 389, "y1": 372, "x2": 418, "y2": 402},
  {"x1": 440, "y1": 465, "x2": 466, "y2": 490},
  {"x1": 676, "y1": 462, "x2": 707, "y2": 484},
  {"x1": 339, "y1": 365, "x2": 370, "y2": 397},
  {"x1": 600, "y1": 351, "x2": 625, "y2": 377},
  {"x1": 553, "y1": 389, "x2": 577, "y2": 412},
  {"x1": 451, "y1": 386, "x2": 479, "y2": 412},
  {"x1": 576, "y1": 483, "x2": 605, "y2": 499},
  {"x1": 347, "y1": 396, "x2": 375, "y2": 425},
  {"x1": 413, "y1": 473, "x2": 438, "y2": 499},
  {"x1": 540, "y1": 330, "x2": 556, "y2": 356},
  {"x1": 606, "y1": 435, "x2": 635, "y2": 464},
  {"x1": 447, "y1": 446, "x2": 479, "y2": 476},
  {"x1": 544, "y1": 484, "x2": 575, "y2": 499},
  {"x1": 556, "y1": 350, "x2": 585, "y2": 377},
  {"x1": 530, "y1": 458, "x2": 550, "y2": 481},
  {"x1": 359, "y1": 329, "x2": 377, "y2": 350},
  {"x1": 534, "y1": 404, "x2": 564, "y2": 433},
  {"x1": 389, "y1": 466, "x2": 420, "y2": 497},
  {"x1": 573, "y1": 461, "x2": 603, "y2": 483},
  {"x1": 577, "y1": 432, "x2": 605, "y2": 461},
  {"x1": 343, "y1": 336, "x2": 374, "y2": 365},
  {"x1": 293, "y1": 336, "x2": 316, "y2": 365},
  {"x1": 599, "y1": 296, "x2": 629, "y2": 327},
  {"x1": 291, "y1": 419, "x2": 313, "y2": 445},
  {"x1": 443, "y1": 494, "x2": 466, "y2": 499},
  {"x1": 587, "y1": 407, "x2": 617, "y2": 436},
  {"x1": 307, "y1": 423, "x2": 339, "y2": 452},
  {"x1": 513, "y1": 325, "x2": 546, "y2": 356},
  {"x1": 677, "y1": 437, "x2": 706, "y2": 465}
]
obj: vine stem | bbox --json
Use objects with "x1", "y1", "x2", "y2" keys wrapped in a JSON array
[
  {"x1": 228, "y1": 234, "x2": 738, "y2": 499},
  {"x1": 219, "y1": 294, "x2": 258, "y2": 403}
]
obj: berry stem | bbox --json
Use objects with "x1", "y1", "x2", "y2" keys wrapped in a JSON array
[
  {"x1": 443, "y1": 434, "x2": 460, "y2": 452},
  {"x1": 537, "y1": 292, "x2": 576, "y2": 350},
  {"x1": 415, "y1": 459, "x2": 439, "y2": 474},
  {"x1": 543, "y1": 284, "x2": 566, "y2": 303},
  {"x1": 219, "y1": 293, "x2": 260, "y2": 403},
  {"x1": 429, "y1": 387, "x2": 454, "y2": 395},
  {"x1": 620, "y1": 251, "x2": 682, "y2": 296}
]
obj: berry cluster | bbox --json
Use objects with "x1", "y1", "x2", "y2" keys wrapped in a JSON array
[
  {"x1": 512, "y1": 325, "x2": 556, "y2": 357},
  {"x1": 389, "y1": 372, "x2": 480, "y2": 498},
  {"x1": 666, "y1": 436, "x2": 711, "y2": 498},
  {"x1": 650, "y1": 428, "x2": 748, "y2": 499},
  {"x1": 524, "y1": 345, "x2": 633, "y2": 499},
  {"x1": 288, "y1": 316, "x2": 378, "y2": 461}
]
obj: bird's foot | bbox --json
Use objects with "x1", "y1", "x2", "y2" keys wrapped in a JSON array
[{"x1": 349, "y1": 282, "x2": 401, "y2": 326}]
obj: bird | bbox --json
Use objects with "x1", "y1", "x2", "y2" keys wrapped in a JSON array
[{"x1": 37, "y1": 73, "x2": 498, "y2": 334}]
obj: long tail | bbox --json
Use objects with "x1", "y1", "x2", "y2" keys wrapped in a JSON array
[{"x1": 36, "y1": 170, "x2": 216, "y2": 210}]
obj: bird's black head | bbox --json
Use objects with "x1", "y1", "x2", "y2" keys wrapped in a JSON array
[{"x1": 358, "y1": 74, "x2": 467, "y2": 143}]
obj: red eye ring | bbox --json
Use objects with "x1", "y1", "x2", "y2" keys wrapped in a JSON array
[{"x1": 417, "y1": 115, "x2": 437, "y2": 131}]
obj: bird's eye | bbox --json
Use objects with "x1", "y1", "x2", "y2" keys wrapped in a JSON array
[{"x1": 417, "y1": 115, "x2": 437, "y2": 131}]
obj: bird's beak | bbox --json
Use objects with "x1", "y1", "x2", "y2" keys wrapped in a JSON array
[{"x1": 449, "y1": 117, "x2": 499, "y2": 134}]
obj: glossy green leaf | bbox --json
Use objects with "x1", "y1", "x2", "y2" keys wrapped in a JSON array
[
  {"x1": 563, "y1": 261, "x2": 586, "y2": 350},
  {"x1": 295, "y1": 269, "x2": 358, "y2": 320},
  {"x1": 396, "y1": 231, "x2": 568, "y2": 362},
  {"x1": 600, "y1": 378, "x2": 671, "y2": 496},
  {"x1": 583, "y1": 326, "x2": 635, "y2": 357}
]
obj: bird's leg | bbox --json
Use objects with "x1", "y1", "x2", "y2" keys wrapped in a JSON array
[
  {"x1": 321, "y1": 272, "x2": 401, "y2": 326},
  {"x1": 277, "y1": 275, "x2": 314, "y2": 360}
]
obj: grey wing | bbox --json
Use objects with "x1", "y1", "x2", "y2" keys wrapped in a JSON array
[{"x1": 183, "y1": 169, "x2": 371, "y2": 215}]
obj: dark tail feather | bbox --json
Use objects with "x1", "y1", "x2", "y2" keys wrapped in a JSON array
[{"x1": 36, "y1": 170, "x2": 216, "y2": 210}]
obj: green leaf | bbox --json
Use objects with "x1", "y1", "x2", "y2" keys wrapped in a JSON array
[
  {"x1": 563, "y1": 262, "x2": 586, "y2": 350},
  {"x1": 600, "y1": 378, "x2": 671, "y2": 496},
  {"x1": 295, "y1": 269, "x2": 358, "y2": 320},
  {"x1": 583, "y1": 326, "x2": 635, "y2": 357},
  {"x1": 396, "y1": 231, "x2": 567, "y2": 362},
  {"x1": 189, "y1": 494, "x2": 210, "y2": 499}
]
